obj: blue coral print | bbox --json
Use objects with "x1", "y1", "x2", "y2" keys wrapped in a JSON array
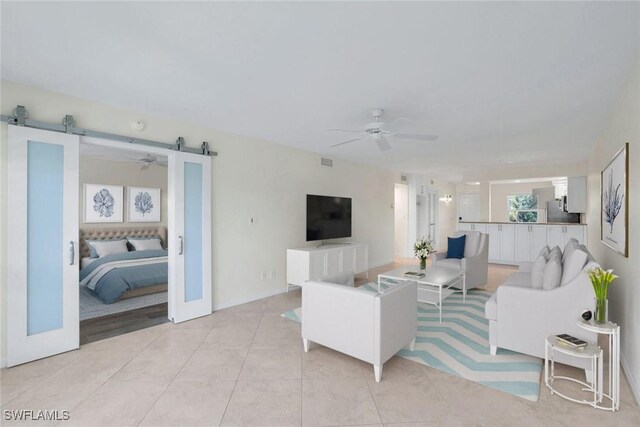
[
  {"x1": 93, "y1": 189, "x2": 115, "y2": 217},
  {"x1": 135, "y1": 191, "x2": 154, "y2": 216}
]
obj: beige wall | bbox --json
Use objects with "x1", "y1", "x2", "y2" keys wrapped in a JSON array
[
  {"x1": 586, "y1": 55, "x2": 640, "y2": 403},
  {"x1": 80, "y1": 156, "x2": 168, "y2": 230},
  {"x1": 0, "y1": 81, "x2": 398, "y2": 367},
  {"x1": 489, "y1": 181, "x2": 553, "y2": 222},
  {"x1": 462, "y1": 162, "x2": 587, "y2": 183}
]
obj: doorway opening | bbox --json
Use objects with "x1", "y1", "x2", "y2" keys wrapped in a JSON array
[
  {"x1": 78, "y1": 142, "x2": 169, "y2": 344},
  {"x1": 394, "y1": 183, "x2": 409, "y2": 258}
]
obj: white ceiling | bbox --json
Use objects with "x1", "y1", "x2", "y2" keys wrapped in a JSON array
[{"x1": 2, "y1": 2, "x2": 639, "y2": 180}]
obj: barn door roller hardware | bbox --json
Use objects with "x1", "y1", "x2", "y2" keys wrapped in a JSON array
[{"x1": 1, "y1": 105, "x2": 217, "y2": 157}]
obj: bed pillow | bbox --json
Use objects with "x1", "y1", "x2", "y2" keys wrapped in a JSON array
[
  {"x1": 447, "y1": 235, "x2": 466, "y2": 259},
  {"x1": 87, "y1": 239, "x2": 129, "y2": 258},
  {"x1": 85, "y1": 238, "x2": 126, "y2": 258},
  {"x1": 128, "y1": 237, "x2": 163, "y2": 251}
]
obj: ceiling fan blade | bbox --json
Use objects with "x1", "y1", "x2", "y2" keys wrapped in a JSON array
[
  {"x1": 326, "y1": 128, "x2": 365, "y2": 134},
  {"x1": 376, "y1": 137, "x2": 391, "y2": 151},
  {"x1": 393, "y1": 133, "x2": 439, "y2": 141},
  {"x1": 330, "y1": 137, "x2": 366, "y2": 148}
]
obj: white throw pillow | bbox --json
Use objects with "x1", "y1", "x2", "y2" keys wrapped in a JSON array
[
  {"x1": 543, "y1": 252, "x2": 563, "y2": 290},
  {"x1": 562, "y1": 238, "x2": 578, "y2": 263},
  {"x1": 531, "y1": 255, "x2": 547, "y2": 289},
  {"x1": 561, "y1": 248, "x2": 588, "y2": 286},
  {"x1": 128, "y1": 237, "x2": 163, "y2": 251},
  {"x1": 90, "y1": 239, "x2": 129, "y2": 258},
  {"x1": 538, "y1": 245, "x2": 550, "y2": 261}
]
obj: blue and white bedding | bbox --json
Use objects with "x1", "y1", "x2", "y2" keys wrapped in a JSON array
[{"x1": 79, "y1": 250, "x2": 168, "y2": 304}]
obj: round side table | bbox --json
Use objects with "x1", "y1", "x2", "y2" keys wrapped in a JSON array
[
  {"x1": 544, "y1": 335, "x2": 602, "y2": 408},
  {"x1": 578, "y1": 319, "x2": 620, "y2": 411}
]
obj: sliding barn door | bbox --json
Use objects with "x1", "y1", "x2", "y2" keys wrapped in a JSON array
[
  {"x1": 168, "y1": 151, "x2": 212, "y2": 323},
  {"x1": 7, "y1": 126, "x2": 79, "y2": 367}
]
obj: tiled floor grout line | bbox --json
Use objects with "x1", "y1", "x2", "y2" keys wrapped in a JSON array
[
  {"x1": 363, "y1": 376, "x2": 384, "y2": 425},
  {"x1": 50, "y1": 325, "x2": 171, "y2": 426},
  {"x1": 136, "y1": 314, "x2": 227, "y2": 426},
  {"x1": 218, "y1": 307, "x2": 267, "y2": 426}
]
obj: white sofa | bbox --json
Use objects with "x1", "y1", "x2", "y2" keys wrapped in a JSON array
[
  {"x1": 484, "y1": 240, "x2": 599, "y2": 375},
  {"x1": 302, "y1": 278, "x2": 417, "y2": 382},
  {"x1": 432, "y1": 230, "x2": 489, "y2": 292}
]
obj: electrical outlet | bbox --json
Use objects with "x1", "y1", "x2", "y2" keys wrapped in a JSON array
[
  {"x1": 269, "y1": 270, "x2": 276, "y2": 280},
  {"x1": 259, "y1": 272, "x2": 266, "y2": 280},
  {"x1": 249, "y1": 217, "x2": 257, "y2": 224}
]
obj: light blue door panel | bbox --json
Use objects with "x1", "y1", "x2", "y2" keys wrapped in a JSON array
[{"x1": 184, "y1": 162, "x2": 203, "y2": 302}]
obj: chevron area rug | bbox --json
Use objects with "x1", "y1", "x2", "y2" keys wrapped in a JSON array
[{"x1": 281, "y1": 284, "x2": 542, "y2": 402}]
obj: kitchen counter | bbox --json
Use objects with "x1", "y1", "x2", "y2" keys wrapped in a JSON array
[{"x1": 459, "y1": 221, "x2": 586, "y2": 225}]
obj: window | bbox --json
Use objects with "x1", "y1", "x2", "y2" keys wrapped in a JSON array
[{"x1": 507, "y1": 194, "x2": 538, "y2": 222}]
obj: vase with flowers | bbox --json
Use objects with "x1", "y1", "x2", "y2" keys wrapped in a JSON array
[
  {"x1": 414, "y1": 237, "x2": 435, "y2": 271},
  {"x1": 588, "y1": 267, "x2": 618, "y2": 324}
]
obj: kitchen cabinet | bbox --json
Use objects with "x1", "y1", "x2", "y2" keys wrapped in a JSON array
[
  {"x1": 486, "y1": 223, "x2": 514, "y2": 262},
  {"x1": 547, "y1": 224, "x2": 586, "y2": 249},
  {"x1": 515, "y1": 224, "x2": 548, "y2": 262}
]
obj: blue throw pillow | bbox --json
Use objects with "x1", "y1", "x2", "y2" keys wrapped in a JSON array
[{"x1": 447, "y1": 235, "x2": 466, "y2": 259}]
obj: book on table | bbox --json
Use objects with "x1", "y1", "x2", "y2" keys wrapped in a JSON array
[
  {"x1": 555, "y1": 334, "x2": 588, "y2": 349},
  {"x1": 404, "y1": 271, "x2": 425, "y2": 278}
]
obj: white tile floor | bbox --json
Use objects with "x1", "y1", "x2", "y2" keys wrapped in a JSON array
[{"x1": 1, "y1": 263, "x2": 639, "y2": 426}]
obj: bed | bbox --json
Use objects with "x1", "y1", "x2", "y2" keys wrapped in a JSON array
[{"x1": 79, "y1": 227, "x2": 168, "y2": 304}]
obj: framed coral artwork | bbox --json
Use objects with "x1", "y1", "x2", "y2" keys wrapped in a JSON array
[
  {"x1": 128, "y1": 187, "x2": 161, "y2": 222},
  {"x1": 601, "y1": 143, "x2": 628, "y2": 257},
  {"x1": 84, "y1": 184, "x2": 124, "y2": 223}
]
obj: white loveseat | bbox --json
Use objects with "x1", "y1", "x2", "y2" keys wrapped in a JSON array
[
  {"x1": 484, "y1": 240, "x2": 599, "y2": 375},
  {"x1": 432, "y1": 230, "x2": 489, "y2": 291},
  {"x1": 302, "y1": 278, "x2": 417, "y2": 382}
]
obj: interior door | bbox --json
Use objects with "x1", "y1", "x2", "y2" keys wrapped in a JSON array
[
  {"x1": 168, "y1": 151, "x2": 212, "y2": 323},
  {"x1": 7, "y1": 126, "x2": 79, "y2": 366}
]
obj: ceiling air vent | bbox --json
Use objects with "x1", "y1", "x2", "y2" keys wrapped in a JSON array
[
  {"x1": 320, "y1": 157, "x2": 333, "y2": 167},
  {"x1": 400, "y1": 175, "x2": 408, "y2": 182}
]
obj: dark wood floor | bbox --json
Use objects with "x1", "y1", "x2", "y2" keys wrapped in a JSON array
[{"x1": 79, "y1": 303, "x2": 170, "y2": 345}]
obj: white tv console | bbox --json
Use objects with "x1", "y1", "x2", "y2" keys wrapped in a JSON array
[{"x1": 286, "y1": 243, "x2": 369, "y2": 291}]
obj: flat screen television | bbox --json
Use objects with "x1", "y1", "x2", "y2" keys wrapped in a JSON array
[{"x1": 306, "y1": 195, "x2": 352, "y2": 241}]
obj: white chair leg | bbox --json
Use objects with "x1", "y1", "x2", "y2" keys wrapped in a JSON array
[
  {"x1": 490, "y1": 345, "x2": 497, "y2": 356},
  {"x1": 374, "y1": 364, "x2": 382, "y2": 382},
  {"x1": 303, "y1": 338, "x2": 310, "y2": 353},
  {"x1": 409, "y1": 337, "x2": 416, "y2": 351}
]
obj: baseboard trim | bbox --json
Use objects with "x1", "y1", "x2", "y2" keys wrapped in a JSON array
[
  {"x1": 621, "y1": 354, "x2": 640, "y2": 406},
  {"x1": 212, "y1": 287, "x2": 287, "y2": 311}
]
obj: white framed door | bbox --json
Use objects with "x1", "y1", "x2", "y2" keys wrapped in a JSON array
[
  {"x1": 7, "y1": 126, "x2": 79, "y2": 367},
  {"x1": 168, "y1": 151, "x2": 212, "y2": 323},
  {"x1": 458, "y1": 193, "x2": 481, "y2": 222}
]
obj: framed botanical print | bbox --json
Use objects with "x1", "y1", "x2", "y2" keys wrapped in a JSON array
[
  {"x1": 128, "y1": 187, "x2": 161, "y2": 222},
  {"x1": 601, "y1": 143, "x2": 629, "y2": 257},
  {"x1": 84, "y1": 184, "x2": 123, "y2": 223}
]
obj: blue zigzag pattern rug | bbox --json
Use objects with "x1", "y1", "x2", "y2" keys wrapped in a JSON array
[{"x1": 281, "y1": 283, "x2": 542, "y2": 401}]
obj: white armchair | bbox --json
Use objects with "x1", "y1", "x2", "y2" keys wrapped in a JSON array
[
  {"x1": 302, "y1": 279, "x2": 417, "y2": 382},
  {"x1": 432, "y1": 231, "x2": 489, "y2": 292}
]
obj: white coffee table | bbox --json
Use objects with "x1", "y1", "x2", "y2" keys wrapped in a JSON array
[{"x1": 377, "y1": 266, "x2": 465, "y2": 322}]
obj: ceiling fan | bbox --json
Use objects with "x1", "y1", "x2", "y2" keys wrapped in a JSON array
[
  {"x1": 327, "y1": 109, "x2": 438, "y2": 151},
  {"x1": 137, "y1": 154, "x2": 165, "y2": 170}
]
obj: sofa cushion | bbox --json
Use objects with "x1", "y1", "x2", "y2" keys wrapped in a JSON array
[
  {"x1": 550, "y1": 245, "x2": 562, "y2": 259},
  {"x1": 502, "y1": 272, "x2": 533, "y2": 288},
  {"x1": 485, "y1": 293, "x2": 497, "y2": 320},
  {"x1": 543, "y1": 252, "x2": 562, "y2": 290},
  {"x1": 531, "y1": 255, "x2": 547, "y2": 289},
  {"x1": 561, "y1": 248, "x2": 588, "y2": 286},
  {"x1": 436, "y1": 258, "x2": 462, "y2": 270},
  {"x1": 447, "y1": 235, "x2": 466, "y2": 259}
]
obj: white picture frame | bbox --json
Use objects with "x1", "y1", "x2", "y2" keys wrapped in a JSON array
[
  {"x1": 128, "y1": 186, "x2": 161, "y2": 222},
  {"x1": 601, "y1": 143, "x2": 628, "y2": 257},
  {"x1": 84, "y1": 184, "x2": 123, "y2": 223}
]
